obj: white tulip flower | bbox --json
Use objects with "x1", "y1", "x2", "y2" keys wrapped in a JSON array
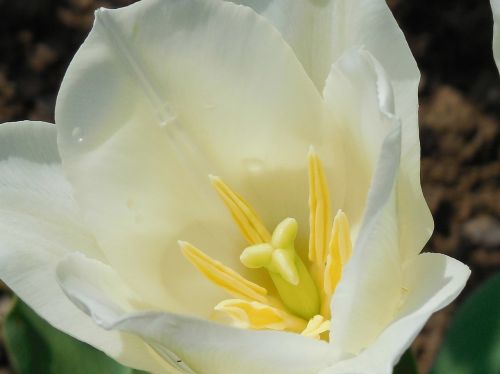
[{"x1": 0, "y1": 0, "x2": 470, "y2": 373}]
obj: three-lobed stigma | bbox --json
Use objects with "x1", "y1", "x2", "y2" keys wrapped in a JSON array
[{"x1": 241, "y1": 217, "x2": 320, "y2": 320}]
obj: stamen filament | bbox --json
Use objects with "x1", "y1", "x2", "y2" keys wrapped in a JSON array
[
  {"x1": 215, "y1": 299, "x2": 307, "y2": 333},
  {"x1": 210, "y1": 176, "x2": 271, "y2": 244},
  {"x1": 301, "y1": 315, "x2": 331, "y2": 340},
  {"x1": 180, "y1": 152, "x2": 352, "y2": 339},
  {"x1": 321, "y1": 210, "x2": 352, "y2": 317},
  {"x1": 179, "y1": 241, "x2": 268, "y2": 304},
  {"x1": 308, "y1": 148, "x2": 330, "y2": 283}
]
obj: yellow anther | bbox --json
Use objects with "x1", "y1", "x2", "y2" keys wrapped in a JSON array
[
  {"x1": 179, "y1": 241, "x2": 268, "y2": 304},
  {"x1": 215, "y1": 299, "x2": 307, "y2": 333},
  {"x1": 210, "y1": 176, "x2": 271, "y2": 244},
  {"x1": 301, "y1": 315, "x2": 331, "y2": 340},
  {"x1": 321, "y1": 210, "x2": 352, "y2": 317},
  {"x1": 308, "y1": 148, "x2": 330, "y2": 279}
]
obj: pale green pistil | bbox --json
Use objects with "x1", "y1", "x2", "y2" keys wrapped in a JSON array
[{"x1": 240, "y1": 218, "x2": 320, "y2": 320}]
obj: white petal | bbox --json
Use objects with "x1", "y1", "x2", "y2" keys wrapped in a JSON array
[
  {"x1": 322, "y1": 49, "x2": 397, "y2": 229},
  {"x1": 55, "y1": 0, "x2": 323, "y2": 316},
  {"x1": 112, "y1": 313, "x2": 335, "y2": 374},
  {"x1": 328, "y1": 0, "x2": 419, "y2": 110},
  {"x1": 397, "y1": 149, "x2": 433, "y2": 262},
  {"x1": 230, "y1": 0, "x2": 335, "y2": 90},
  {"x1": 57, "y1": 252, "x2": 181, "y2": 373},
  {"x1": 323, "y1": 48, "x2": 432, "y2": 258},
  {"x1": 237, "y1": 0, "x2": 432, "y2": 258},
  {"x1": 491, "y1": 0, "x2": 500, "y2": 72},
  {"x1": 330, "y1": 123, "x2": 403, "y2": 354},
  {"x1": 233, "y1": 0, "x2": 418, "y2": 93},
  {"x1": 56, "y1": 252, "x2": 143, "y2": 320},
  {"x1": 322, "y1": 253, "x2": 470, "y2": 374},
  {"x1": 0, "y1": 121, "x2": 169, "y2": 373},
  {"x1": 57, "y1": 252, "x2": 338, "y2": 374},
  {"x1": 328, "y1": 0, "x2": 432, "y2": 260}
]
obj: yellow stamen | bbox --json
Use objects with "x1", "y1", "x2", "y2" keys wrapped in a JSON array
[
  {"x1": 181, "y1": 152, "x2": 352, "y2": 339},
  {"x1": 308, "y1": 148, "x2": 330, "y2": 277},
  {"x1": 179, "y1": 241, "x2": 268, "y2": 304},
  {"x1": 301, "y1": 315, "x2": 331, "y2": 340},
  {"x1": 210, "y1": 176, "x2": 271, "y2": 244},
  {"x1": 321, "y1": 210, "x2": 352, "y2": 317},
  {"x1": 215, "y1": 299, "x2": 307, "y2": 333}
]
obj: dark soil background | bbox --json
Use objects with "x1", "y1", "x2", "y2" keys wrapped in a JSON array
[{"x1": 0, "y1": 0, "x2": 499, "y2": 373}]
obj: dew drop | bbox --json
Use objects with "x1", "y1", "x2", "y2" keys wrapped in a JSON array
[
  {"x1": 158, "y1": 113, "x2": 177, "y2": 129},
  {"x1": 71, "y1": 127, "x2": 84, "y2": 143},
  {"x1": 243, "y1": 158, "x2": 265, "y2": 174},
  {"x1": 157, "y1": 102, "x2": 177, "y2": 129}
]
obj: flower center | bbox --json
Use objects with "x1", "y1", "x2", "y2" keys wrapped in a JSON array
[
  {"x1": 241, "y1": 217, "x2": 320, "y2": 320},
  {"x1": 179, "y1": 149, "x2": 353, "y2": 340}
]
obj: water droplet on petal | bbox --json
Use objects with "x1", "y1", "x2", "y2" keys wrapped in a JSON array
[
  {"x1": 71, "y1": 127, "x2": 84, "y2": 143},
  {"x1": 157, "y1": 102, "x2": 178, "y2": 129},
  {"x1": 158, "y1": 113, "x2": 177, "y2": 129},
  {"x1": 243, "y1": 158, "x2": 265, "y2": 174}
]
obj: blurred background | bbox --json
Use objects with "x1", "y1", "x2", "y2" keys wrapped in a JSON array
[{"x1": 0, "y1": 0, "x2": 499, "y2": 373}]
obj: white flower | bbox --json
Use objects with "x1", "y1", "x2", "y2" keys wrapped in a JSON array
[{"x1": 0, "y1": 0, "x2": 470, "y2": 373}]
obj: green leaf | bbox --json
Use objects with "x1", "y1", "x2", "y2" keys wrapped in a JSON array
[
  {"x1": 431, "y1": 273, "x2": 500, "y2": 374},
  {"x1": 394, "y1": 349, "x2": 419, "y2": 374},
  {"x1": 3, "y1": 298, "x2": 147, "y2": 374}
]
